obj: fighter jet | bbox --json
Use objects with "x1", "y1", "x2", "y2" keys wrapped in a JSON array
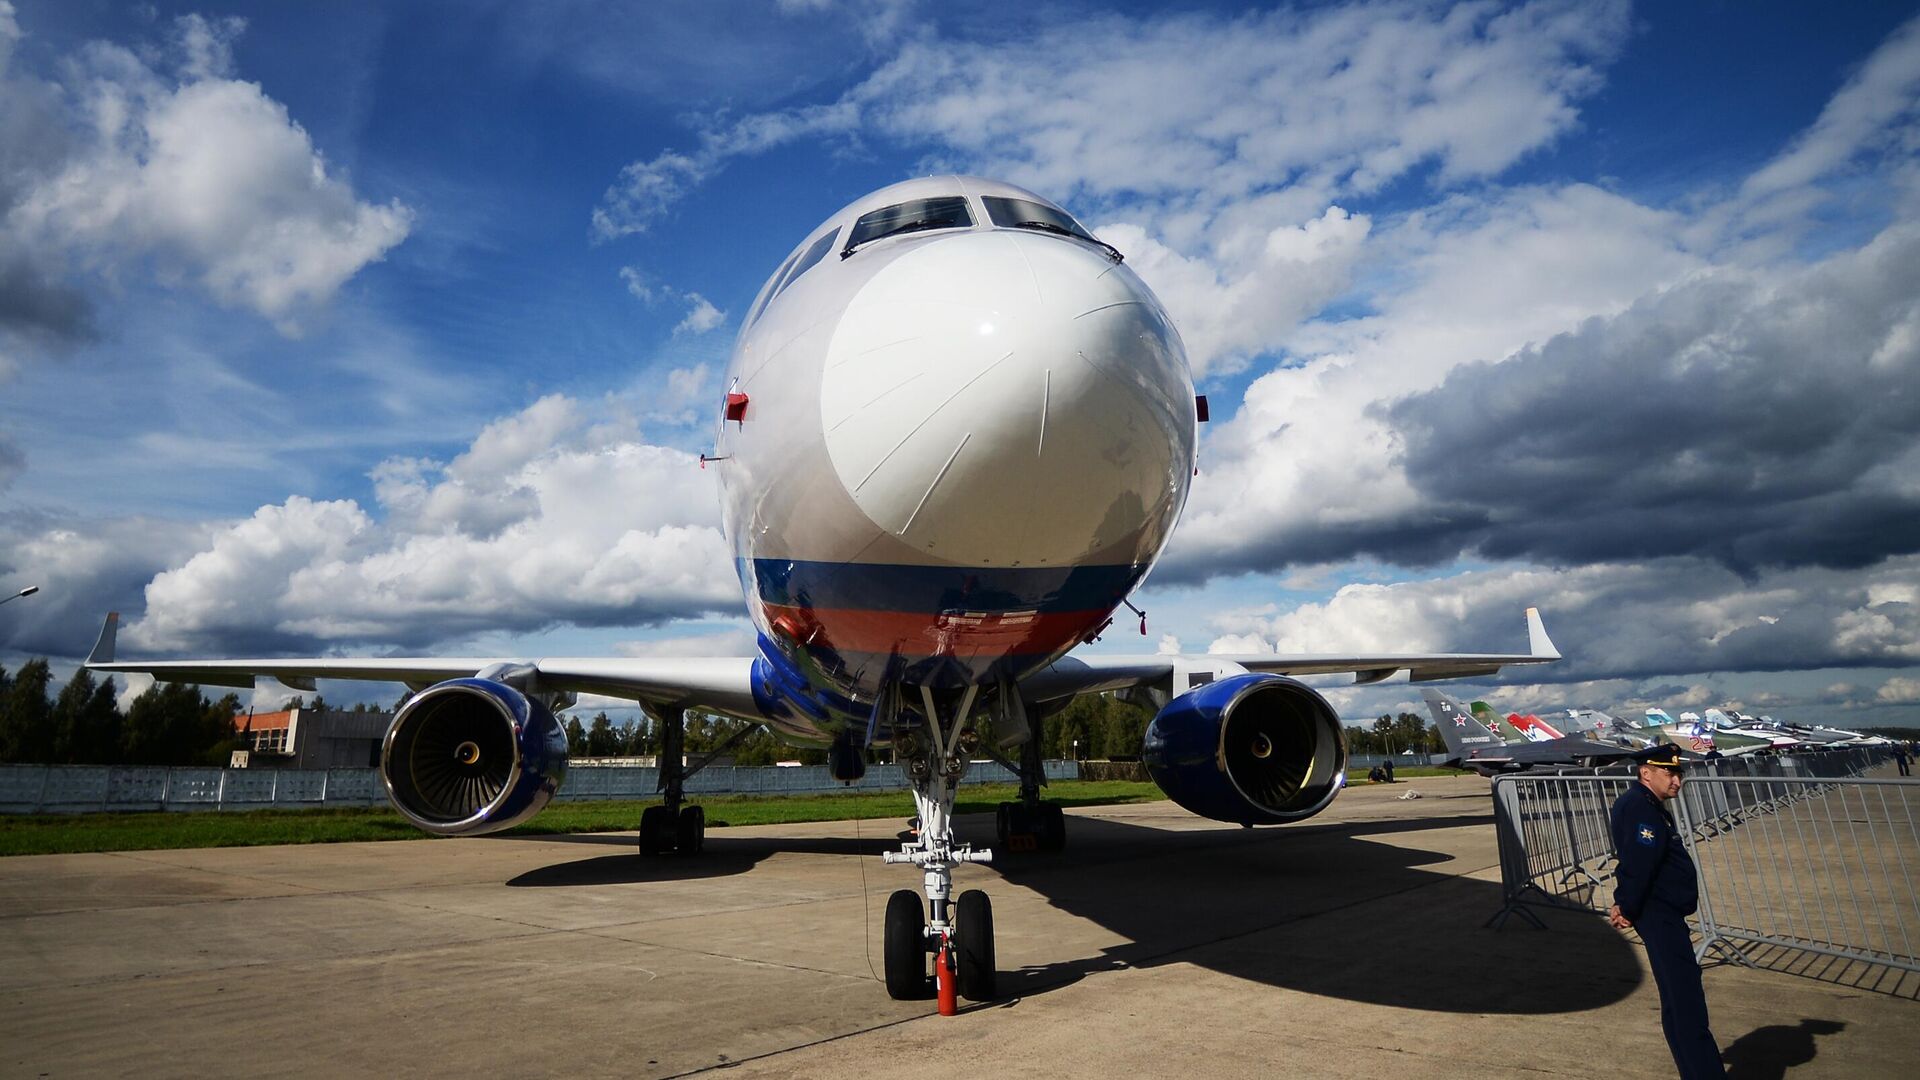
[{"x1": 1426, "y1": 691, "x2": 1640, "y2": 774}]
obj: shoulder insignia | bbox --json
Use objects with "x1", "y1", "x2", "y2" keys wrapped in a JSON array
[{"x1": 1637, "y1": 824, "x2": 1658, "y2": 846}]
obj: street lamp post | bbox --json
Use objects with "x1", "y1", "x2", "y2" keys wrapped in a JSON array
[{"x1": 0, "y1": 585, "x2": 39, "y2": 608}]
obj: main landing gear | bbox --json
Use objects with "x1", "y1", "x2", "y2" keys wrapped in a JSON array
[
  {"x1": 994, "y1": 698, "x2": 1066, "y2": 853},
  {"x1": 636, "y1": 707, "x2": 754, "y2": 857},
  {"x1": 882, "y1": 686, "x2": 998, "y2": 1002}
]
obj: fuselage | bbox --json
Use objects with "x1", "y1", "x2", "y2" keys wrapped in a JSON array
[{"x1": 712, "y1": 177, "x2": 1196, "y2": 740}]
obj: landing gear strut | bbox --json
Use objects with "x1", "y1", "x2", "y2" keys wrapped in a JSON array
[
  {"x1": 881, "y1": 686, "x2": 998, "y2": 1002},
  {"x1": 637, "y1": 708, "x2": 752, "y2": 857},
  {"x1": 995, "y1": 702, "x2": 1066, "y2": 852}
]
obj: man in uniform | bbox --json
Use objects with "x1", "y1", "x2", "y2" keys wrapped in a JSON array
[{"x1": 1608, "y1": 744, "x2": 1725, "y2": 1078}]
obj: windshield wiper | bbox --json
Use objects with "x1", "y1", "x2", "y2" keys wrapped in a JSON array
[
  {"x1": 841, "y1": 219, "x2": 955, "y2": 259},
  {"x1": 1015, "y1": 220, "x2": 1124, "y2": 262}
]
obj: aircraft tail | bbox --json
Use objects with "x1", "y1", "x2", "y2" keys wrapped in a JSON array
[
  {"x1": 1516, "y1": 713, "x2": 1566, "y2": 741},
  {"x1": 1644, "y1": 708, "x2": 1677, "y2": 729},
  {"x1": 1425, "y1": 690, "x2": 1505, "y2": 761},
  {"x1": 1471, "y1": 701, "x2": 1529, "y2": 744}
]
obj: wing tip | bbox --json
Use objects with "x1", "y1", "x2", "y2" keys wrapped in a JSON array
[
  {"x1": 1525, "y1": 607, "x2": 1560, "y2": 660},
  {"x1": 86, "y1": 612, "x2": 120, "y2": 666}
]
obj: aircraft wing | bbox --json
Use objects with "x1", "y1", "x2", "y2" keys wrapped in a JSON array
[
  {"x1": 1023, "y1": 607, "x2": 1560, "y2": 703},
  {"x1": 83, "y1": 613, "x2": 763, "y2": 714}
]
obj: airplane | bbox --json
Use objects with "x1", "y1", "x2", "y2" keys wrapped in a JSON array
[
  {"x1": 1469, "y1": 701, "x2": 1563, "y2": 743},
  {"x1": 84, "y1": 175, "x2": 1562, "y2": 1004},
  {"x1": 1707, "y1": 708, "x2": 1890, "y2": 747},
  {"x1": 1562, "y1": 708, "x2": 1654, "y2": 749},
  {"x1": 1697, "y1": 708, "x2": 1808, "y2": 749},
  {"x1": 1425, "y1": 691, "x2": 1637, "y2": 774}
]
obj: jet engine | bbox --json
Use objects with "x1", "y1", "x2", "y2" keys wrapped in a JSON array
[
  {"x1": 381, "y1": 678, "x2": 568, "y2": 836},
  {"x1": 1142, "y1": 673, "x2": 1347, "y2": 825}
]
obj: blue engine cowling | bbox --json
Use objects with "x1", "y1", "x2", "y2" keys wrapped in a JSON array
[
  {"x1": 1142, "y1": 673, "x2": 1348, "y2": 825},
  {"x1": 381, "y1": 678, "x2": 569, "y2": 836}
]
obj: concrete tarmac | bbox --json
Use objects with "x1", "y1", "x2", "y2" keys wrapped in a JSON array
[{"x1": 2, "y1": 775, "x2": 1912, "y2": 1078}]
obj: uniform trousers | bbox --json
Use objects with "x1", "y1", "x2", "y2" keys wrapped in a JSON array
[{"x1": 1637, "y1": 903, "x2": 1725, "y2": 1078}]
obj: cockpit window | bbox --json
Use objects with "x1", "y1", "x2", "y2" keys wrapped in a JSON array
[
  {"x1": 767, "y1": 228, "x2": 839, "y2": 308},
  {"x1": 747, "y1": 244, "x2": 807, "y2": 325},
  {"x1": 984, "y1": 196, "x2": 1092, "y2": 241},
  {"x1": 984, "y1": 196, "x2": 1124, "y2": 261},
  {"x1": 842, "y1": 196, "x2": 973, "y2": 258}
]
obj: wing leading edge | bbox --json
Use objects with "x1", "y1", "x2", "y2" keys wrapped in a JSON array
[
  {"x1": 83, "y1": 612, "x2": 762, "y2": 714},
  {"x1": 1023, "y1": 607, "x2": 1561, "y2": 704}
]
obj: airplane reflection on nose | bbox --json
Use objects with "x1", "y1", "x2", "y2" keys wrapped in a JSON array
[{"x1": 820, "y1": 230, "x2": 1194, "y2": 571}]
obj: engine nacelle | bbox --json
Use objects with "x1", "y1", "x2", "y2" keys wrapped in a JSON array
[
  {"x1": 381, "y1": 678, "x2": 568, "y2": 836},
  {"x1": 1142, "y1": 673, "x2": 1348, "y2": 825}
]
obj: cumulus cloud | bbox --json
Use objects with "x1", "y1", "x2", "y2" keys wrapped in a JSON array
[
  {"x1": 1378, "y1": 225, "x2": 1920, "y2": 575},
  {"x1": 0, "y1": 4, "x2": 409, "y2": 360},
  {"x1": 1879, "y1": 676, "x2": 1920, "y2": 704},
  {"x1": 0, "y1": 510, "x2": 217, "y2": 658},
  {"x1": 100, "y1": 395, "x2": 738, "y2": 655},
  {"x1": 1199, "y1": 557, "x2": 1920, "y2": 683},
  {"x1": 1167, "y1": 183, "x2": 1704, "y2": 575}
]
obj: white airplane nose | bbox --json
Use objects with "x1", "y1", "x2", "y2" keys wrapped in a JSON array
[{"x1": 821, "y1": 231, "x2": 1194, "y2": 568}]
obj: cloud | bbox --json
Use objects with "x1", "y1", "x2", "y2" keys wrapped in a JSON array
[
  {"x1": 619, "y1": 266, "x2": 727, "y2": 336},
  {"x1": 1737, "y1": 14, "x2": 1920, "y2": 217},
  {"x1": 1201, "y1": 557, "x2": 1920, "y2": 684},
  {"x1": 1381, "y1": 222, "x2": 1920, "y2": 576},
  {"x1": 1879, "y1": 676, "x2": 1920, "y2": 704},
  {"x1": 674, "y1": 294, "x2": 724, "y2": 335},
  {"x1": 114, "y1": 395, "x2": 737, "y2": 656},
  {"x1": 0, "y1": 5, "x2": 410, "y2": 355},
  {"x1": 0, "y1": 434, "x2": 21, "y2": 493},
  {"x1": 593, "y1": 1, "x2": 1629, "y2": 238},
  {"x1": 1166, "y1": 183, "x2": 1704, "y2": 576},
  {"x1": 614, "y1": 626, "x2": 757, "y2": 658},
  {"x1": 0, "y1": 509, "x2": 218, "y2": 658}
]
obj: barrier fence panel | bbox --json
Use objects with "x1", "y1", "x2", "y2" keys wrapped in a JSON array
[
  {"x1": 0, "y1": 760, "x2": 1082, "y2": 814},
  {"x1": 1489, "y1": 748, "x2": 1916, "y2": 995}
]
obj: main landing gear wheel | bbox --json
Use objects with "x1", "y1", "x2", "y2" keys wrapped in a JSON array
[
  {"x1": 638, "y1": 804, "x2": 671, "y2": 855},
  {"x1": 639, "y1": 804, "x2": 706, "y2": 856},
  {"x1": 954, "y1": 889, "x2": 996, "y2": 1001},
  {"x1": 884, "y1": 889, "x2": 931, "y2": 1000},
  {"x1": 675, "y1": 805, "x2": 706, "y2": 854},
  {"x1": 995, "y1": 801, "x2": 1067, "y2": 852}
]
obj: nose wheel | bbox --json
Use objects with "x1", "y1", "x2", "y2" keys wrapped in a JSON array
[{"x1": 882, "y1": 888, "x2": 996, "y2": 1002}]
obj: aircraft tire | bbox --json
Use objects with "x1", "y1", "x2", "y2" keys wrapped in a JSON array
[
  {"x1": 954, "y1": 889, "x2": 997, "y2": 1001},
  {"x1": 638, "y1": 805, "x2": 671, "y2": 856},
  {"x1": 677, "y1": 805, "x2": 706, "y2": 855},
  {"x1": 883, "y1": 890, "x2": 929, "y2": 1000},
  {"x1": 1040, "y1": 804, "x2": 1066, "y2": 851}
]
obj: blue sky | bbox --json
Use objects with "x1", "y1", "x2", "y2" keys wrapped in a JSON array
[{"x1": 3, "y1": 0, "x2": 1919, "y2": 728}]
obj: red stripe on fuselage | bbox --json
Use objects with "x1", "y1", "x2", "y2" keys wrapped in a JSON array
[{"x1": 761, "y1": 603, "x2": 1106, "y2": 659}]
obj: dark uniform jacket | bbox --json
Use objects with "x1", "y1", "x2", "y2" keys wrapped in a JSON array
[{"x1": 1610, "y1": 782, "x2": 1698, "y2": 921}]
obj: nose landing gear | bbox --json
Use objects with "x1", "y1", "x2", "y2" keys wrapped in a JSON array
[{"x1": 881, "y1": 685, "x2": 999, "y2": 1004}]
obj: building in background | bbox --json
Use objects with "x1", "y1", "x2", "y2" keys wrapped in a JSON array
[{"x1": 234, "y1": 709, "x2": 388, "y2": 770}]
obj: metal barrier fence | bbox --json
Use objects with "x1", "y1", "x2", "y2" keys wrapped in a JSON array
[
  {"x1": 1488, "y1": 747, "x2": 1917, "y2": 993},
  {"x1": 0, "y1": 759, "x2": 1080, "y2": 814}
]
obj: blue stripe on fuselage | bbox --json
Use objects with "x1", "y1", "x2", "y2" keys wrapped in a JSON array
[{"x1": 745, "y1": 559, "x2": 1145, "y2": 614}]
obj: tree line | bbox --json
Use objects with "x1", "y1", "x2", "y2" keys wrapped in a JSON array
[
  {"x1": 2, "y1": 655, "x2": 1448, "y2": 769},
  {"x1": 0, "y1": 659, "x2": 246, "y2": 767},
  {"x1": 1345, "y1": 712, "x2": 1445, "y2": 756}
]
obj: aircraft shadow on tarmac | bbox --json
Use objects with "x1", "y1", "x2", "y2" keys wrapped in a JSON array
[{"x1": 504, "y1": 810, "x2": 1643, "y2": 1014}]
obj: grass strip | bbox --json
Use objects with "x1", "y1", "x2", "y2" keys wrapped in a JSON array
[
  {"x1": 0, "y1": 780, "x2": 1165, "y2": 857},
  {"x1": 0, "y1": 768, "x2": 1471, "y2": 857}
]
